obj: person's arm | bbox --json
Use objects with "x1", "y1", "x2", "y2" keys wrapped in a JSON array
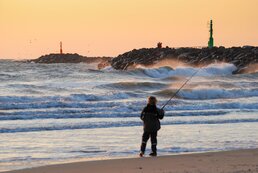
[
  {"x1": 157, "y1": 108, "x2": 165, "y2": 119},
  {"x1": 140, "y1": 107, "x2": 146, "y2": 120}
]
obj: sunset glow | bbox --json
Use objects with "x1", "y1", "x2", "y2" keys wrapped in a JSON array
[{"x1": 1, "y1": 0, "x2": 258, "y2": 59}]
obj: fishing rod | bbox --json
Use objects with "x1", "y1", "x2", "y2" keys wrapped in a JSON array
[{"x1": 161, "y1": 67, "x2": 202, "y2": 110}]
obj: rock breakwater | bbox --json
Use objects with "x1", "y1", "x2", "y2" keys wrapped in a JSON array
[
  {"x1": 111, "y1": 46, "x2": 258, "y2": 73},
  {"x1": 29, "y1": 53, "x2": 112, "y2": 65}
]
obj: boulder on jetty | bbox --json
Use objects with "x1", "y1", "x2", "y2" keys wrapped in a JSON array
[
  {"x1": 111, "y1": 46, "x2": 258, "y2": 73},
  {"x1": 29, "y1": 53, "x2": 112, "y2": 65}
]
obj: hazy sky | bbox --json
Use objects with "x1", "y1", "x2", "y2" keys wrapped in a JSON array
[{"x1": 1, "y1": 0, "x2": 258, "y2": 59}]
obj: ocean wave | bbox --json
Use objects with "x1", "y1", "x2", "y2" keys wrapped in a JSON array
[
  {"x1": 163, "y1": 147, "x2": 220, "y2": 153},
  {"x1": 0, "y1": 156, "x2": 52, "y2": 163},
  {"x1": 129, "y1": 63, "x2": 237, "y2": 78},
  {"x1": 0, "y1": 120, "x2": 140, "y2": 133},
  {"x1": 164, "y1": 98, "x2": 258, "y2": 110},
  {"x1": 178, "y1": 88, "x2": 258, "y2": 100},
  {"x1": 154, "y1": 88, "x2": 258, "y2": 100},
  {"x1": 0, "y1": 109, "x2": 229, "y2": 121},
  {"x1": 98, "y1": 81, "x2": 167, "y2": 90},
  {"x1": 0, "y1": 92, "x2": 137, "y2": 105},
  {"x1": 1, "y1": 117, "x2": 258, "y2": 134},
  {"x1": 1, "y1": 94, "x2": 258, "y2": 112},
  {"x1": 0, "y1": 101, "x2": 120, "y2": 110},
  {"x1": 153, "y1": 89, "x2": 177, "y2": 97}
]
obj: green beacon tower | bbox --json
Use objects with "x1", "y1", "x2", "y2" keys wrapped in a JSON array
[{"x1": 208, "y1": 20, "x2": 214, "y2": 48}]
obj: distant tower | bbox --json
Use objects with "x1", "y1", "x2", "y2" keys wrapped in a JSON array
[
  {"x1": 208, "y1": 20, "x2": 214, "y2": 48},
  {"x1": 60, "y1": 41, "x2": 63, "y2": 54}
]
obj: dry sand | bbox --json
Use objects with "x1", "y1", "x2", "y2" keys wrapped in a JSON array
[{"x1": 4, "y1": 149, "x2": 258, "y2": 173}]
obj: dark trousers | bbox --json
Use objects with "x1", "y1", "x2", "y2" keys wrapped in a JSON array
[{"x1": 140, "y1": 131, "x2": 157, "y2": 154}]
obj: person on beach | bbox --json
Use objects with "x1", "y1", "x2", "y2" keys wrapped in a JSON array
[{"x1": 140, "y1": 96, "x2": 164, "y2": 157}]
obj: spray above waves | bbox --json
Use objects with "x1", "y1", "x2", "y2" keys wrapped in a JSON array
[
  {"x1": 239, "y1": 63, "x2": 258, "y2": 74},
  {"x1": 127, "y1": 63, "x2": 237, "y2": 78}
]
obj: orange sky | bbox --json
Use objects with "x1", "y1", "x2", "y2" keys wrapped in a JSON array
[{"x1": 0, "y1": 0, "x2": 258, "y2": 59}]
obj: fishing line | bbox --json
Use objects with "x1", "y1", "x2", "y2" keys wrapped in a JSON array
[{"x1": 161, "y1": 66, "x2": 203, "y2": 110}]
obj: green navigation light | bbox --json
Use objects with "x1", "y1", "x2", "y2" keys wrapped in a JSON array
[{"x1": 208, "y1": 20, "x2": 214, "y2": 48}]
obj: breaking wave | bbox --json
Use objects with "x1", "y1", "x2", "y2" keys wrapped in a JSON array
[
  {"x1": 155, "y1": 88, "x2": 258, "y2": 100},
  {"x1": 2, "y1": 116, "x2": 258, "y2": 133},
  {"x1": 99, "y1": 81, "x2": 167, "y2": 90},
  {"x1": 129, "y1": 63, "x2": 237, "y2": 78},
  {"x1": 0, "y1": 92, "x2": 136, "y2": 104},
  {"x1": 179, "y1": 88, "x2": 258, "y2": 100}
]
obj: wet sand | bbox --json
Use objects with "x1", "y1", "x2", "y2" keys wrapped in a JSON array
[{"x1": 4, "y1": 149, "x2": 258, "y2": 173}]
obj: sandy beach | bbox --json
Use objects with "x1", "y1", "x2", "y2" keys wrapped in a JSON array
[{"x1": 4, "y1": 149, "x2": 258, "y2": 173}]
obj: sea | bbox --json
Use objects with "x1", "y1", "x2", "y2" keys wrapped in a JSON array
[{"x1": 1, "y1": 59, "x2": 258, "y2": 172}]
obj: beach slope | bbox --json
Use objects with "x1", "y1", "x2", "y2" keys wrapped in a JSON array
[{"x1": 4, "y1": 149, "x2": 258, "y2": 173}]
